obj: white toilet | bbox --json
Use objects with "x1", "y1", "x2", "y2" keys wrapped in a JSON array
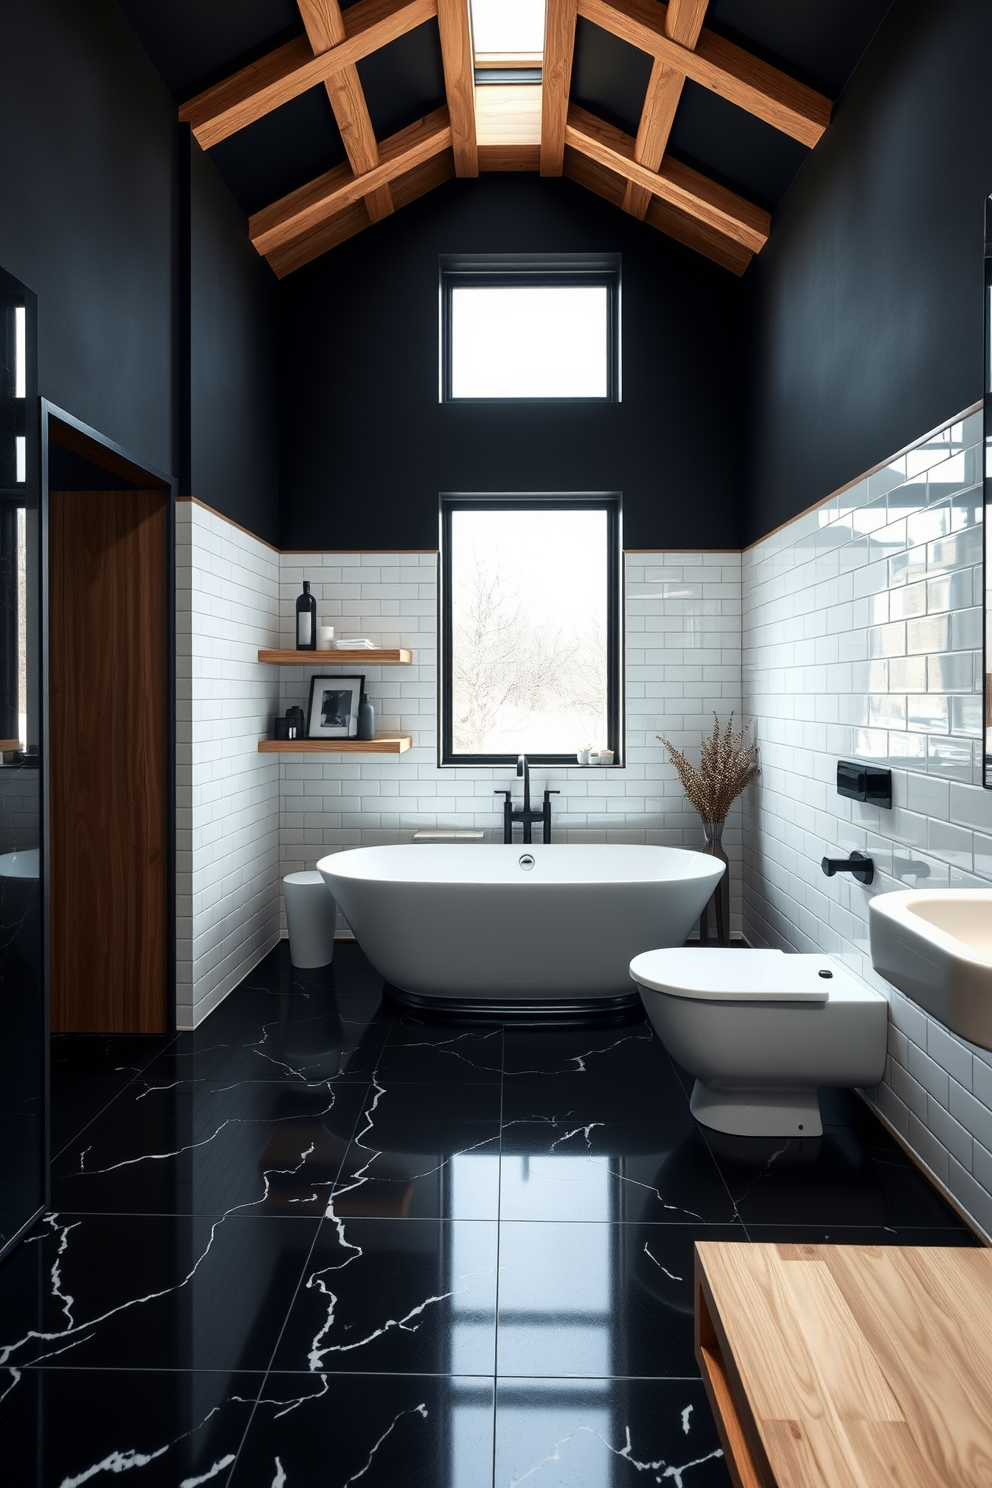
[{"x1": 629, "y1": 948, "x2": 887, "y2": 1138}]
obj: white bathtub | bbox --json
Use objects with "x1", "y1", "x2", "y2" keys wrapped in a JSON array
[{"x1": 317, "y1": 843, "x2": 723, "y2": 1012}]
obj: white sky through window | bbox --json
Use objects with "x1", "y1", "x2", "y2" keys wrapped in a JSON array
[
  {"x1": 450, "y1": 506, "x2": 609, "y2": 755},
  {"x1": 450, "y1": 285, "x2": 608, "y2": 399},
  {"x1": 470, "y1": 0, "x2": 546, "y2": 53}
]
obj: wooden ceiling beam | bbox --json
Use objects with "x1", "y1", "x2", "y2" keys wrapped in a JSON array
[
  {"x1": 541, "y1": 0, "x2": 579, "y2": 176},
  {"x1": 576, "y1": 0, "x2": 831, "y2": 147},
  {"x1": 437, "y1": 0, "x2": 478, "y2": 176},
  {"x1": 179, "y1": 0, "x2": 438, "y2": 150},
  {"x1": 250, "y1": 106, "x2": 452, "y2": 255},
  {"x1": 297, "y1": 1, "x2": 394, "y2": 231},
  {"x1": 565, "y1": 103, "x2": 769, "y2": 252},
  {"x1": 266, "y1": 149, "x2": 456, "y2": 276},
  {"x1": 623, "y1": 0, "x2": 708, "y2": 219}
]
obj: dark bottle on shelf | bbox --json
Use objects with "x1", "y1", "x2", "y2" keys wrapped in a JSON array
[
  {"x1": 295, "y1": 580, "x2": 317, "y2": 650},
  {"x1": 358, "y1": 692, "x2": 375, "y2": 741}
]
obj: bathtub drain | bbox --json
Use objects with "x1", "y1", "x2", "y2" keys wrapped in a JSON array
[{"x1": 518, "y1": 854, "x2": 535, "y2": 870}]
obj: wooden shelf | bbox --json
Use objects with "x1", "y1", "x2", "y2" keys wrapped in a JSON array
[
  {"x1": 258, "y1": 737, "x2": 412, "y2": 754},
  {"x1": 258, "y1": 648, "x2": 412, "y2": 665}
]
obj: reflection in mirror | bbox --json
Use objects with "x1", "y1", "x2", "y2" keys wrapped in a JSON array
[{"x1": 0, "y1": 265, "x2": 42, "y2": 1261}]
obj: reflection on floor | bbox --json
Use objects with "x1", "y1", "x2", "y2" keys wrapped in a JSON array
[{"x1": 1, "y1": 942, "x2": 977, "y2": 1486}]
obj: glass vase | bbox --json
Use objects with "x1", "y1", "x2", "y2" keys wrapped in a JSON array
[{"x1": 699, "y1": 820, "x2": 730, "y2": 947}]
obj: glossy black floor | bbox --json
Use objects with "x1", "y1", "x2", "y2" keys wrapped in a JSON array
[{"x1": 1, "y1": 943, "x2": 977, "y2": 1487}]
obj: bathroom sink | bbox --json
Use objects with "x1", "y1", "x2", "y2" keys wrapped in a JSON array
[{"x1": 868, "y1": 889, "x2": 992, "y2": 1049}]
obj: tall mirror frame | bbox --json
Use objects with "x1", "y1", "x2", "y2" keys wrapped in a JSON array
[
  {"x1": 0, "y1": 264, "x2": 45, "y2": 1260},
  {"x1": 986, "y1": 196, "x2": 992, "y2": 788}
]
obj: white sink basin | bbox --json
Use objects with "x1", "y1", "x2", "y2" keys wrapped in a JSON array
[{"x1": 869, "y1": 889, "x2": 992, "y2": 1049}]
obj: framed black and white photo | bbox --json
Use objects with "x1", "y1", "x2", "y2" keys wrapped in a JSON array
[{"x1": 306, "y1": 674, "x2": 365, "y2": 739}]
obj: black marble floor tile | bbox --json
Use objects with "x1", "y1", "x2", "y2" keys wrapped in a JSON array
[
  {"x1": 702, "y1": 1127, "x2": 967, "y2": 1228},
  {"x1": 501, "y1": 1077, "x2": 695, "y2": 1128},
  {"x1": 362, "y1": 1075, "x2": 503, "y2": 1126},
  {"x1": 271, "y1": 1217, "x2": 498, "y2": 1376},
  {"x1": 50, "y1": 1079, "x2": 368, "y2": 1216},
  {"x1": 49, "y1": 1034, "x2": 176, "y2": 1156},
  {"x1": 231, "y1": 1372, "x2": 496, "y2": 1488},
  {"x1": 376, "y1": 1024, "x2": 504, "y2": 1084},
  {"x1": 497, "y1": 1221, "x2": 744, "y2": 1379},
  {"x1": 0, "y1": 1367, "x2": 261, "y2": 1488},
  {"x1": 493, "y1": 1376, "x2": 731, "y2": 1488},
  {"x1": 0, "y1": 1212, "x2": 318, "y2": 1372},
  {"x1": 741, "y1": 1223, "x2": 978, "y2": 1246},
  {"x1": 502, "y1": 1020, "x2": 670, "y2": 1082},
  {"x1": 331, "y1": 1124, "x2": 501, "y2": 1220},
  {"x1": 497, "y1": 1128, "x2": 737, "y2": 1224}
]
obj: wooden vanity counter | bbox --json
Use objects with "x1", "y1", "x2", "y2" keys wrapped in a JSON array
[{"x1": 695, "y1": 1240, "x2": 992, "y2": 1488}]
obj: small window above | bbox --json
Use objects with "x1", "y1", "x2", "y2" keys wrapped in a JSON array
[
  {"x1": 470, "y1": 0, "x2": 546, "y2": 59},
  {"x1": 440, "y1": 254, "x2": 620, "y2": 403}
]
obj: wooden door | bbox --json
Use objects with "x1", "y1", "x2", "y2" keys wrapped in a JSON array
[{"x1": 49, "y1": 489, "x2": 168, "y2": 1032}]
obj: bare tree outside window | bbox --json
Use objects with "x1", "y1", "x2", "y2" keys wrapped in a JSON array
[{"x1": 449, "y1": 507, "x2": 609, "y2": 755}]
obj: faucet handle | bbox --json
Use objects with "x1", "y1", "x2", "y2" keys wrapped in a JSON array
[
  {"x1": 494, "y1": 790, "x2": 511, "y2": 800},
  {"x1": 543, "y1": 789, "x2": 560, "y2": 798}
]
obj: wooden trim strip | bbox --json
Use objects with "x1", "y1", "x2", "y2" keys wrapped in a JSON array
[
  {"x1": 540, "y1": 0, "x2": 579, "y2": 176},
  {"x1": 437, "y1": 0, "x2": 478, "y2": 176},
  {"x1": 577, "y1": 0, "x2": 831, "y2": 147},
  {"x1": 179, "y1": 0, "x2": 438, "y2": 149},
  {"x1": 743, "y1": 399, "x2": 983, "y2": 550},
  {"x1": 565, "y1": 104, "x2": 769, "y2": 252},
  {"x1": 250, "y1": 107, "x2": 451, "y2": 255}
]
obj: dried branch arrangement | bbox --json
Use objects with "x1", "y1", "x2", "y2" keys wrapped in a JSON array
[{"x1": 658, "y1": 714, "x2": 759, "y2": 824}]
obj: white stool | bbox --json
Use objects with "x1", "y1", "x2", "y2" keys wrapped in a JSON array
[{"x1": 283, "y1": 871, "x2": 336, "y2": 968}]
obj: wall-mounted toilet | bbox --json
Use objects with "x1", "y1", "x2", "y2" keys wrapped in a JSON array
[{"x1": 629, "y1": 948, "x2": 887, "y2": 1138}]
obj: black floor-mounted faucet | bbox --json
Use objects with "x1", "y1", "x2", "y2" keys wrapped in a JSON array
[{"x1": 495, "y1": 755, "x2": 559, "y2": 844}]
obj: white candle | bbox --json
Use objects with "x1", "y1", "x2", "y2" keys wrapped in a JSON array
[{"x1": 316, "y1": 624, "x2": 335, "y2": 649}]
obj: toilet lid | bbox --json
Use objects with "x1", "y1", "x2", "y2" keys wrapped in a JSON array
[{"x1": 630, "y1": 948, "x2": 832, "y2": 1002}]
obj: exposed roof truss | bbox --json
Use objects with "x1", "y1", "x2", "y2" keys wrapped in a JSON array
[{"x1": 178, "y1": 0, "x2": 833, "y2": 277}]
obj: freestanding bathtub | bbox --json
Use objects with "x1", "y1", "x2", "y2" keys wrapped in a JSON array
[{"x1": 317, "y1": 843, "x2": 723, "y2": 1013}]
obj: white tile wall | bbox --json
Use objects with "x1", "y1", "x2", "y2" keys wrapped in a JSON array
[
  {"x1": 275, "y1": 551, "x2": 744, "y2": 935},
  {"x1": 175, "y1": 500, "x2": 281, "y2": 1028},
  {"x1": 741, "y1": 406, "x2": 992, "y2": 1238}
]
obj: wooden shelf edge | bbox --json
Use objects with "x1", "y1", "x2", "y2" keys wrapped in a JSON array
[
  {"x1": 258, "y1": 648, "x2": 413, "y2": 665},
  {"x1": 258, "y1": 737, "x2": 412, "y2": 754}
]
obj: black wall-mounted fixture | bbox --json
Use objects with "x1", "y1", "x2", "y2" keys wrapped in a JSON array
[
  {"x1": 837, "y1": 761, "x2": 892, "y2": 809},
  {"x1": 821, "y1": 851, "x2": 874, "y2": 885}
]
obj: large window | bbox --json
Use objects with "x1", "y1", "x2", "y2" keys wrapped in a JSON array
[
  {"x1": 440, "y1": 495, "x2": 622, "y2": 764},
  {"x1": 440, "y1": 255, "x2": 620, "y2": 402}
]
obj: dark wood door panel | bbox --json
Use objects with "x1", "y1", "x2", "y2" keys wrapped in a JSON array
[{"x1": 49, "y1": 490, "x2": 168, "y2": 1033}]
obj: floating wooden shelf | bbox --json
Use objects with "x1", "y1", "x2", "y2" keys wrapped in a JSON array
[
  {"x1": 258, "y1": 736, "x2": 412, "y2": 754},
  {"x1": 258, "y1": 648, "x2": 412, "y2": 665}
]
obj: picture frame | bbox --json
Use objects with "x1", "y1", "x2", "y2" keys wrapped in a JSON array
[{"x1": 306, "y1": 674, "x2": 365, "y2": 739}]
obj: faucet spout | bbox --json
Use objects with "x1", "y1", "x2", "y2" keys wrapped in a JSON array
[{"x1": 517, "y1": 754, "x2": 530, "y2": 812}]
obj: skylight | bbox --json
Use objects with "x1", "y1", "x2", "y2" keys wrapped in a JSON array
[{"x1": 470, "y1": 0, "x2": 546, "y2": 56}]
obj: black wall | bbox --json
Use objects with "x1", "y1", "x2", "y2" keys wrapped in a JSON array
[
  {"x1": 744, "y1": 0, "x2": 992, "y2": 544},
  {"x1": 279, "y1": 175, "x2": 743, "y2": 551},
  {"x1": 0, "y1": 0, "x2": 177, "y2": 479},
  {"x1": 189, "y1": 140, "x2": 279, "y2": 545},
  {"x1": 0, "y1": 1, "x2": 278, "y2": 539}
]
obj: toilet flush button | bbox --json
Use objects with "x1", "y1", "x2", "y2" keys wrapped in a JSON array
[{"x1": 819, "y1": 969, "x2": 833, "y2": 979}]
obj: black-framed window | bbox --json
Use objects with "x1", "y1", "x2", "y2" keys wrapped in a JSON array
[
  {"x1": 440, "y1": 493, "x2": 623, "y2": 765},
  {"x1": 439, "y1": 254, "x2": 621, "y2": 402}
]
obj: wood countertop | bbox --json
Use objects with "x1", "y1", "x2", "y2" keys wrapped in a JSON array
[{"x1": 695, "y1": 1240, "x2": 992, "y2": 1488}]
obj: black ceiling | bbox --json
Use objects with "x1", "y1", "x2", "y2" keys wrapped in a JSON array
[{"x1": 117, "y1": 0, "x2": 894, "y2": 231}]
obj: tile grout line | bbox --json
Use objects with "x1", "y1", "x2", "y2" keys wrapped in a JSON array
[{"x1": 222, "y1": 1002, "x2": 396, "y2": 1486}]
